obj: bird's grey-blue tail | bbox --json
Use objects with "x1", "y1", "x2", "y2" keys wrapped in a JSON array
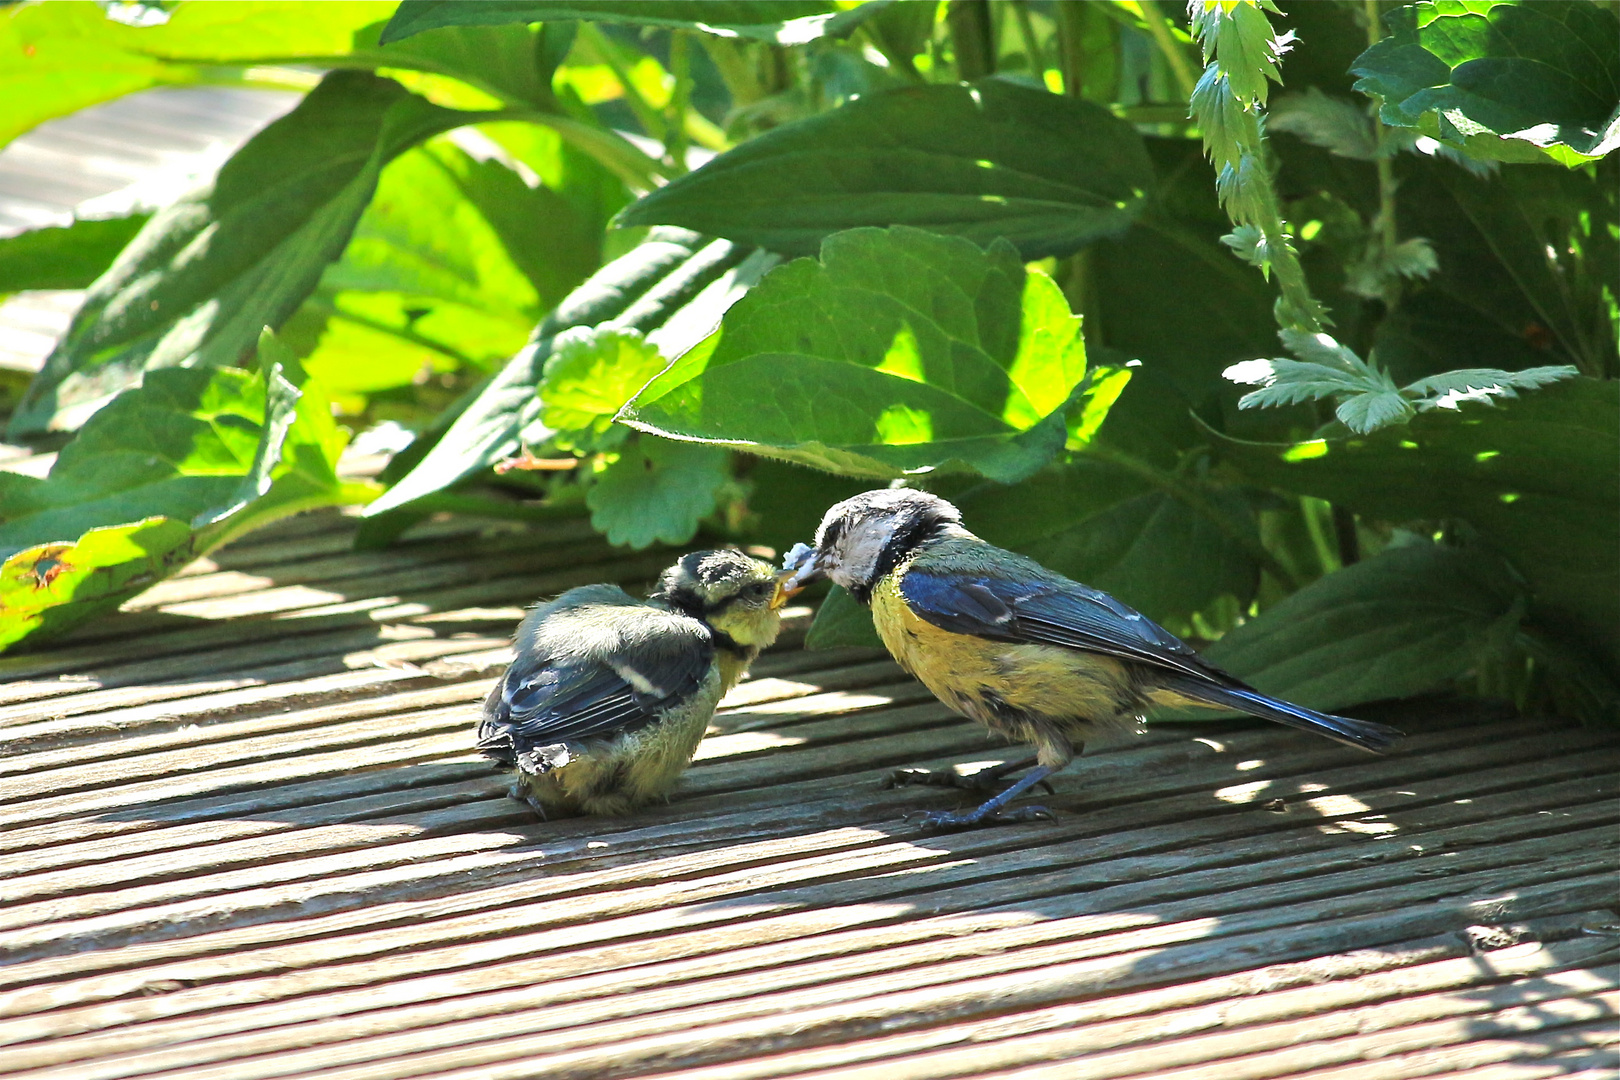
[{"x1": 1159, "y1": 678, "x2": 1403, "y2": 753}]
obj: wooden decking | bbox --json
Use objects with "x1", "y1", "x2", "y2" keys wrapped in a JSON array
[
  {"x1": 2, "y1": 80, "x2": 1617, "y2": 1080},
  {"x1": 0, "y1": 501, "x2": 1615, "y2": 1080}
]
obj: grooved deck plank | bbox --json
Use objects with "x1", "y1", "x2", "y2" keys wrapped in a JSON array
[{"x1": 0, "y1": 483, "x2": 1612, "y2": 1080}]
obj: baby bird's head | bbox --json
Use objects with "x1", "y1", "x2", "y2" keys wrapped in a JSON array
[
  {"x1": 650, "y1": 549, "x2": 791, "y2": 648},
  {"x1": 784, "y1": 488, "x2": 963, "y2": 602}
]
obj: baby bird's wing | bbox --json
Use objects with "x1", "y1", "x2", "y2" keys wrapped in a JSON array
[
  {"x1": 478, "y1": 594, "x2": 715, "y2": 764},
  {"x1": 899, "y1": 567, "x2": 1231, "y2": 685}
]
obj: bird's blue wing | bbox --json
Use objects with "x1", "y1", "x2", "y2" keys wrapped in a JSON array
[
  {"x1": 899, "y1": 568, "x2": 1231, "y2": 684},
  {"x1": 477, "y1": 620, "x2": 713, "y2": 765}
]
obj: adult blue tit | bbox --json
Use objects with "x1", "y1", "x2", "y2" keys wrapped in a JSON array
[
  {"x1": 783, "y1": 489, "x2": 1402, "y2": 831},
  {"x1": 477, "y1": 549, "x2": 792, "y2": 817}
]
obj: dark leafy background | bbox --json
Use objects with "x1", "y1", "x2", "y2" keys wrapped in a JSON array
[{"x1": 0, "y1": 0, "x2": 1614, "y2": 727}]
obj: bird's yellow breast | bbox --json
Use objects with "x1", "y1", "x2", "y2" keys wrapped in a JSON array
[{"x1": 870, "y1": 569, "x2": 1138, "y2": 749}]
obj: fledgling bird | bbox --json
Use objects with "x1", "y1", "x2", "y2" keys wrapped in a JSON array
[
  {"x1": 477, "y1": 550, "x2": 791, "y2": 817},
  {"x1": 783, "y1": 489, "x2": 1402, "y2": 831}
]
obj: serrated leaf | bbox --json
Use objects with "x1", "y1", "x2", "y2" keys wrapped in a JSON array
[
  {"x1": 618, "y1": 80, "x2": 1153, "y2": 260},
  {"x1": 0, "y1": 331, "x2": 358, "y2": 651},
  {"x1": 1404, "y1": 364, "x2": 1579, "y2": 409},
  {"x1": 0, "y1": 213, "x2": 150, "y2": 292},
  {"x1": 1278, "y1": 329, "x2": 1367, "y2": 373},
  {"x1": 539, "y1": 327, "x2": 669, "y2": 432},
  {"x1": 1334, "y1": 389, "x2": 1415, "y2": 433},
  {"x1": 1202, "y1": 542, "x2": 1524, "y2": 711},
  {"x1": 1351, "y1": 0, "x2": 1620, "y2": 164},
  {"x1": 380, "y1": 1, "x2": 879, "y2": 45},
  {"x1": 9, "y1": 71, "x2": 482, "y2": 437},
  {"x1": 1214, "y1": 377, "x2": 1619, "y2": 670},
  {"x1": 586, "y1": 438, "x2": 730, "y2": 550},
  {"x1": 1269, "y1": 88, "x2": 1380, "y2": 160},
  {"x1": 622, "y1": 227, "x2": 1094, "y2": 484},
  {"x1": 364, "y1": 229, "x2": 767, "y2": 519}
]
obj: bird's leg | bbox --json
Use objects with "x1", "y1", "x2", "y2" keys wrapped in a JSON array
[
  {"x1": 913, "y1": 765, "x2": 1059, "y2": 832},
  {"x1": 887, "y1": 755, "x2": 1054, "y2": 794}
]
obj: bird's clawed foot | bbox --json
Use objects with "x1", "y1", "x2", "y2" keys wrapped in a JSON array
[
  {"x1": 908, "y1": 804, "x2": 1056, "y2": 832},
  {"x1": 884, "y1": 759, "x2": 1054, "y2": 795}
]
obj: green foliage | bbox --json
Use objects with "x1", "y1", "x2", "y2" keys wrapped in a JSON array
[
  {"x1": 0, "y1": 331, "x2": 362, "y2": 649},
  {"x1": 1214, "y1": 377, "x2": 1619, "y2": 675},
  {"x1": 1351, "y1": 0, "x2": 1620, "y2": 166},
  {"x1": 1, "y1": 0, "x2": 1613, "y2": 732},
  {"x1": 381, "y1": 2, "x2": 880, "y2": 46},
  {"x1": 0, "y1": 214, "x2": 150, "y2": 292},
  {"x1": 9, "y1": 71, "x2": 483, "y2": 437},
  {"x1": 1200, "y1": 540, "x2": 1527, "y2": 711},
  {"x1": 1224, "y1": 327, "x2": 1578, "y2": 434},
  {"x1": 619, "y1": 80, "x2": 1154, "y2": 259},
  {"x1": 623, "y1": 227, "x2": 1093, "y2": 483},
  {"x1": 587, "y1": 437, "x2": 730, "y2": 549}
]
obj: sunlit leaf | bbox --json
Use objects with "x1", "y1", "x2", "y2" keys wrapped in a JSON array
[
  {"x1": 8, "y1": 72, "x2": 483, "y2": 437},
  {"x1": 623, "y1": 228, "x2": 1096, "y2": 483},
  {"x1": 1351, "y1": 0, "x2": 1620, "y2": 165},
  {"x1": 619, "y1": 80, "x2": 1153, "y2": 259},
  {"x1": 586, "y1": 438, "x2": 730, "y2": 549}
]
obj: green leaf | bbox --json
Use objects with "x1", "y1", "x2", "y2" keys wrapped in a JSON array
[
  {"x1": 0, "y1": 3, "x2": 582, "y2": 152},
  {"x1": 0, "y1": 519, "x2": 195, "y2": 654},
  {"x1": 1395, "y1": 161, "x2": 1617, "y2": 379},
  {"x1": 622, "y1": 226, "x2": 1094, "y2": 484},
  {"x1": 539, "y1": 327, "x2": 669, "y2": 432},
  {"x1": 804, "y1": 585, "x2": 884, "y2": 650},
  {"x1": 1214, "y1": 377, "x2": 1619, "y2": 671},
  {"x1": 0, "y1": 214, "x2": 150, "y2": 292},
  {"x1": 1268, "y1": 88, "x2": 1379, "y2": 160},
  {"x1": 283, "y1": 132, "x2": 609, "y2": 407},
  {"x1": 586, "y1": 437, "x2": 730, "y2": 549},
  {"x1": 364, "y1": 228, "x2": 761, "y2": 517},
  {"x1": 618, "y1": 80, "x2": 1154, "y2": 259},
  {"x1": 1351, "y1": 0, "x2": 1620, "y2": 165},
  {"x1": 957, "y1": 460, "x2": 1261, "y2": 636},
  {"x1": 380, "y1": 1, "x2": 875, "y2": 46},
  {"x1": 8, "y1": 71, "x2": 481, "y2": 438},
  {"x1": 0, "y1": 331, "x2": 360, "y2": 651},
  {"x1": 1201, "y1": 541, "x2": 1524, "y2": 712}
]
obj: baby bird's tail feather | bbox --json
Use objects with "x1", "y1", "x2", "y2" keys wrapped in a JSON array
[{"x1": 1159, "y1": 677, "x2": 1403, "y2": 753}]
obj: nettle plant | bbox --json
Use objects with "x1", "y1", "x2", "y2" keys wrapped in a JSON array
[{"x1": 0, "y1": 1, "x2": 1615, "y2": 722}]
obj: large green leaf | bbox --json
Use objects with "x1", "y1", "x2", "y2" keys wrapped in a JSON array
[
  {"x1": 8, "y1": 71, "x2": 481, "y2": 438},
  {"x1": 959, "y1": 461, "x2": 1262, "y2": 636},
  {"x1": 0, "y1": 2, "x2": 584, "y2": 153},
  {"x1": 1389, "y1": 159, "x2": 1618, "y2": 381},
  {"x1": 379, "y1": 1, "x2": 874, "y2": 46},
  {"x1": 623, "y1": 227, "x2": 1095, "y2": 484},
  {"x1": 1215, "y1": 377, "x2": 1619, "y2": 670},
  {"x1": 281, "y1": 133, "x2": 599, "y2": 407},
  {"x1": 1200, "y1": 541, "x2": 1525, "y2": 712},
  {"x1": 0, "y1": 332, "x2": 362, "y2": 651},
  {"x1": 617, "y1": 81, "x2": 1154, "y2": 259},
  {"x1": 586, "y1": 438, "x2": 731, "y2": 550},
  {"x1": 364, "y1": 228, "x2": 763, "y2": 518},
  {"x1": 1351, "y1": 0, "x2": 1620, "y2": 165},
  {"x1": 0, "y1": 214, "x2": 151, "y2": 293}
]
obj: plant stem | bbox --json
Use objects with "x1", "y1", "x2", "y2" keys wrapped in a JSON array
[
  {"x1": 576, "y1": 22, "x2": 666, "y2": 144},
  {"x1": 1012, "y1": 0, "x2": 1044, "y2": 79},
  {"x1": 1365, "y1": 0, "x2": 1402, "y2": 311},
  {"x1": 1054, "y1": 0, "x2": 1085, "y2": 98},
  {"x1": 1136, "y1": 0, "x2": 1198, "y2": 100},
  {"x1": 946, "y1": 0, "x2": 996, "y2": 80},
  {"x1": 665, "y1": 31, "x2": 692, "y2": 174},
  {"x1": 700, "y1": 36, "x2": 763, "y2": 106}
]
